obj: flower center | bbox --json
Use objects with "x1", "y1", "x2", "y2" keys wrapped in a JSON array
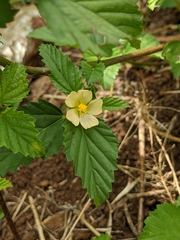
[{"x1": 78, "y1": 103, "x2": 87, "y2": 113}]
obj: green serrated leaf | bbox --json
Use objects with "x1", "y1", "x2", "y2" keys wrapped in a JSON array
[
  {"x1": 162, "y1": 41, "x2": 180, "y2": 77},
  {"x1": 0, "y1": 146, "x2": 32, "y2": 177},
  {"x1": 39, "y1": 44, "x2": 83, "y2": 94},
  {"x1": 35, "y1": 0, "x2": 142, "y2": 56},
  {"x1": 91, "y1": 234, "x2": 110, "y2": 240},
  {"x1": 28, "y1": 26, "x2": 63, "y2": 45},
  {"x1": 0, "y1": 0, "x2": 17, "y2": 27},
  {"x1": 122, "y1": 33, "x2": 161, "y2": 58},
  {"x1": 63, "y1": 119, "x2": 118, "y2": 206},
  {"x1": 21, "y1": 99, "x2": 64, "y2": 159},
  {"x1": 148, "y1": 0, "x2": 164, "y2": 10},
  {"x1": 0, "y1": 177, "x2": 13, "y2": 190},
  {"x1": 0, "y1": 63, "x2": 29, "y2": 106},
  {"x1": 81, "y1": 61, "x2": 105, "y2": 84},
  {"x1": 84, "y1": 46, "x2": 122, "y2": 89},
  {"x1": 99, "y1": 64, "x2": 120, "y2": 90},
  {"x1": 139, "y1": 202, "x2": 180, "y2": 240},
  {"x1": 102, "y1": 97, "x2": 129, "y2": 111},
  {"x1": 0, "y1": 108, "x2": 45, "y2": 157}
]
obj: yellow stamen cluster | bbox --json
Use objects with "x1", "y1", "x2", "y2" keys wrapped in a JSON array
[{"x1": 78, "y1": 103, "x2": 87, "y2": 113}]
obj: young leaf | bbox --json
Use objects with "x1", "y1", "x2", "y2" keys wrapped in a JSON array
[
  {"x1": 0, "y1": 108, "x2": 45, "y2": 157},
  {"x1": 0, "y1": 0, "x2": 17, "y2": 27},
  {"x1": 35, "y1": 0, "x2": 142, "y2": 56},
  {"x1": 83, "y1": 46, "x2": 122, "y2": 89},
  {"x1": 0, "y1": 146, "x2": 32, "y2": 177},
  {"x1": 63, "y1": 119, "x2": 118, "y2": 206},
  {"x1": 102, "y1": 97, "x2": 130, "y2": 111},
  {"x1": 148, "y1": 0, "x2": 164, "y2": 10},
  {"x1": 162, "y1": 41, "x2": 180, "y2": 77},
  {"x1": 81, "y1": 61, "x2": 105, "y2": 84},
  {"x1": 0, "y1": 63, "x2": 29, "y2": 106},
  {"x1": 122, "y1": 33, "x2": 161, "y2": 58},
  {"x1": 139, "y1": 202, "x2": 180, "y2": 240},
  {"x1": 91, "y1": 234, "x2": 110, "y2": 240},
  {"x1": 0, "y1": 178, "x2": 12, "y2": 191},
  {"x1": 39, "y1": 44, "x2": 83, "y2": 94},
  {"x1": 99, "y1": 64, "x2": 120, "y2": 90},
  {"x1": 21, "y1": 100, "x2": 64, "y2": 159}
]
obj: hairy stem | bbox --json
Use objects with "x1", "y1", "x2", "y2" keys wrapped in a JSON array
[
  {"x1": 0, "y1": 54, "x2": 49, "y2": 75},
  {"x1": 89, "y1": 43, "x2": 166, "y2": 67},
  {"x1": 0, "y1": 191, "x2": 21, "y2": 240}
]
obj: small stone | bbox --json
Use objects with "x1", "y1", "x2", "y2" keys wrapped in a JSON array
[{"x1": 39, "y1": 180, "x2": 49, "y2": 187}]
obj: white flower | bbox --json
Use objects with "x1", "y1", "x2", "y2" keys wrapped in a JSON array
[{"x1": 65, "y1": 90, "x2": 103, "y2": 129}]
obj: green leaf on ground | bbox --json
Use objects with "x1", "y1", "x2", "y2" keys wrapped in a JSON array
[
  {"x1": 35, "y1": 0, "x2": 142, "y2": 56},
  {"x1": 81, "y1": 61, "x2": 105, "y2": 84},
  {"x1": 0, "y1": 177, "x2": 12, "y2": 190},
  {"x1": 91, "y1": 234, "x2": 110, "y2": 240},
  {"x1": 0, "y1": 108, "x2": 45, "y2": 157},
  {"x1": 102, "y1": 97, "x2": 130, "y2": 111},
  {"x1": 162, "y1": 41, "x2": 180, "y2": 77},
  {"x1": 21, "y1": 99, "x2": 64, "y2": 159},
  {"x1": 39, "y1": 44, "x2": 83, "y2": 94},
  {"x1": 0, "y1": 146, "x2": 32, "y2": 177},
  {"x1": 0, "y1": 63, "x2": 29, "y2": 106},
  {"x1": 139, "y1": 202, "x2": 180, "y2": 240},
  {"x1": 63, "y1": 119, "x2": 118, "y2": 206},
  {"x1": 0, "y1": 0, "x2": 17, "y2": 27}
]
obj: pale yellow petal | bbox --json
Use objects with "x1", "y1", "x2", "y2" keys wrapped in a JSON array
[
  {"x1": 65, "y1": 91, "x2": 79, "y2": 107},
  {"x1": 87, "y1": 99, "x2": 103, "y2": 115},
  {"x1": 79, "y1": 113, "x2": 99, "y2": 129},
  {"x1": 78, "y1": 90, "x2": 92, "y2": 104},
  {"x1": 66, "y1": 109, "x2": 79, "y2": 126}
]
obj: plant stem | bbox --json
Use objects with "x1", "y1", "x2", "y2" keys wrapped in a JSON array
[
  {"x1": 0, "y1": 43, "x2": 166, "y2": 73},
  {"x1": 0, "y1": 191, "x2": 21, "y2": 240},
  {"x1": 89, "y1": 43, "x2": 166, "y2": 67},
  {"x1": 0, "y1": 54, "x2": 49, "y2": 75}
]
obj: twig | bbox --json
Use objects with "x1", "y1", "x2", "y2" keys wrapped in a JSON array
[
  {"x1": 154, "y1": 133, "x2": 180, "y2": 196},
  {"x1": 126, "y1": 189, "x2": 169, "y2": 199},
  {"x1": 12, "y1": 192, "x2": 27, "y2": 221},
  {"x1": 73, "y1": 209, "x2": 100, "y2": 236},
  {"x1": 111, "y1": 179, "x2": 138, "y2": 205},
  {"x1": 28, "y1": 195, "x2": 45, "y2": 240},
  {"x1": 106, "y1": 201, "x2": 112, "y2": 237},
  {"x1": 153, "y1": 129, "x2": 180, "y2": 143},
  {"x1": 124, "y1": 202, "x2": 138, "y2": 237},
  {"x1": 64, "y1": 198, "x2": 91, "y2": 240},
  {"x1": 0, "y1": 191, "x2": 21, "y2": 240},
  {"x1": 137, "y1": 118, "x2": 145, "y2": 235}
]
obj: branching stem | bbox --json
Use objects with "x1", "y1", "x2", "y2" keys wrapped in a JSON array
[{"x1": 0, "y1": 43, "x2": 166, "y2": 74}]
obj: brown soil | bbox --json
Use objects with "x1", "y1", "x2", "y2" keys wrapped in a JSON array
[{"x1": 1, "y1": 4, "x2": 180, "y2": 240}]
